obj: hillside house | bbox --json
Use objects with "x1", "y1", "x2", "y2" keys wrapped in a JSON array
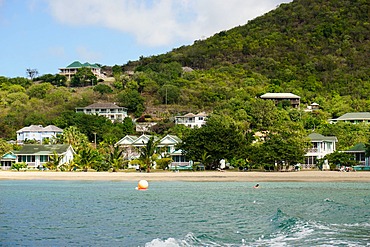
[
  {"x1": 260, "y1": 93, "x2": 300, "y2": 108},
  {"x1": 16, "y1": 125, "x2": 63, "y2": 144},
  {"x1": 13, "y1": 144, "x2": 74, "y2": 169},
  {"x1": 76, "y1": 103, "x2": 128, "y2": 123},
  {"x1": 59, "y1": 61, "x2": 105, "y2": 80},
  {"x1": 175, "y1": 112, "x2": 207, "y2": 128},
  {"x1": 304, "y1": 133, "x2": 337, "y2": 170},
  {"x1": 330, "y1": 112, "x2": 370, "y2": 124}
]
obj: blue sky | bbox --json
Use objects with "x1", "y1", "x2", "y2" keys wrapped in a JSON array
[{"x1": 0, "y1": 0, "x2": 291, "y2": 78}]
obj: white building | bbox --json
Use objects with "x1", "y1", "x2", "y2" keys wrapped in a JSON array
[
  {"x1": 330, "y1": 112, "x2": 370, "y2": 124},
  {"x1": 14, "y1": 144, "x2": 74, "y2": 169},
  {"x1": 175, "y1": 112, "x2": 207, "y2": 128},
  {"x1": 59, "y1": 61, "x2": 105, "y2": 80},
  {"x1": 76, "y1": 103, "x2": 128, "y2": 123},
  {"x1": 16, "y1": 125, "x2": 63, "y2": 144},
  {"x1": 304, "y1": 133, "x2": 337, "y2": 170}
]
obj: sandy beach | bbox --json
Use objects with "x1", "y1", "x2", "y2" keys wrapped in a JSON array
[{"x1": 1, "y1": 170, "x2": 370, "y2": 182}]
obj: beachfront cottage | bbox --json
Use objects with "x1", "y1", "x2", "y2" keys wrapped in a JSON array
[
  {"x1": 75, "y1": 103, "x2": 128, "y2": 123},
  {"x1": 304, "y1": 133, "x2": 337, "y2": 170},
  {"x1": 13, "y1": 144, "x2": 74, "y2": 169},
  {"x1": 0, "y1": 152, "x2": 17, "y2": 170},
  {"x1": 16, "y1": 125, "x2": 63, "y2": 144},
  {"x1": 174, "y1": 112, "x2": 208, "y2": 128},
  {"x1": 329, "y1": 112, "x2": 370, "y2": 124},
  {"x1": 260, "y1": 93, "x2": 300, "y2": 108},
  {"x1": 115, "y1": 134, "x2": 189, "y2": 169},
  {"x1": 59, "y1": 61, "x2": 105, "y2": 80}
]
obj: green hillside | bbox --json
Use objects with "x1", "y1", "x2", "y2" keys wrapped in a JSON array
[
  {"x1": 125, "y1": 0, "x2": 369, "y2": 112},
  {"x1": 0, "y1": 0, "x2": 369, "y2": 153}
]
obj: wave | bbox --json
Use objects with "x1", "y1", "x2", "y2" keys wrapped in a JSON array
[{"x1": 143, "y1": 209, "x2": 370, "y2": 247}]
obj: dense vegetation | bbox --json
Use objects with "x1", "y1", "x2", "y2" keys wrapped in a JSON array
[{"x1": 0, "y1": 0, "x2": 369, "y2": 170}]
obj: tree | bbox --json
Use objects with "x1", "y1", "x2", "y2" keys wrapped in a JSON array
[
  {"x1": 178, "y1": 115, "x2": 250, "y2": 169},
  {"x1": 93, "y1": 84, "x2": 113, "y2": 96},
  {"x1": 115, "y1": 89, "x2": 145, "y2": 117},
  {"x1": 139, "y1": 136, "x2": 159, "y2": 172},
  {"x1": 26, "y1": 68, "x2": 38, "y2": 80},
  {"x1": 45, "y1": 151, "x2": 63, "y2": 170},
  {"x1": 74, "y1": 147, "x2": 101, "y2": 171},
  {"x1": 105, "y1": 145, "x2": 125, "y2": 171},
  {"x1": 58, "y1": 126, "x2": 89, "y2": 152},
  {"x1": 325, "y1": 151, "x2": 356, "y2": 170},
  {"x1": 70, "y1": 67, "x2": 97, "y2": 87},
  {"x1": 0, "y1": 138, "x2": 13, "y2": 157}
]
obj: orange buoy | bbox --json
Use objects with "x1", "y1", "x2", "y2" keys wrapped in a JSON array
[{"x1": 137, "y1": 180, "x2": 149, "y2": 190}]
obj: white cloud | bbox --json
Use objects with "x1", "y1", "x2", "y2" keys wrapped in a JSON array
[{"x1": 45, "y1": 0, "x2": 290, "y2": 47}]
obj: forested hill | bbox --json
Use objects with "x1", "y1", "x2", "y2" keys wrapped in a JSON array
[{"x1": 125, "y1": 0, "x2": 369, "y2": 103}]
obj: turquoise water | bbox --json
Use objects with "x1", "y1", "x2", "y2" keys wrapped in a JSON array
[{"x1": 1, "y1": 181, "x2": 369, "y2": 246}]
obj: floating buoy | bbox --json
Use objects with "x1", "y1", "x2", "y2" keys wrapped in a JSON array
[{"x1": 136, "y1": 180, "x2": 149, "y2": 190}]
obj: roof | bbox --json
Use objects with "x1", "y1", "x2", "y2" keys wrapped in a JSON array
[
  {"x1": 14, "y1": 144, "x2": 71, "y2": 155},
  {"x1": 82, "y1": 103, "x2": 126, "y2": 109},
  {"x1": 42, "y1": 125, "x2": 63, "y2": 132},
  {"x1": 336, "y1": 112, "x2": 370, "y2": 120},
  {"x1": 17, "y1": 125, "x2": 63, "y2": 133},
  {"x1": 308, "y1": 133, "x2": 337, "y2": 142},
  {"x1": 176, "y1": 112, "x2": 208, "y2": 118},
  {"x1": 260, "y1": 93, "x2": 300, "y2": 99},
  {"x1": 66, "y1": 61, "x2": 100, "y2": 69},
  {"x1": 1, "y1": 153, "x2": 16, "y2": 160},
  {"x1": 344, "y1": 143, "x2": 366, "y2": 152}
]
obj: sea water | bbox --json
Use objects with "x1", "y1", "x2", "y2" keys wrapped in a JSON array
[{"x1": 0, "y1": 180, "x2": 369, "y2": 247}]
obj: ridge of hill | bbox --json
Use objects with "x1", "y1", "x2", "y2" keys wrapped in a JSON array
[{"x1": 124, "y1": 0, "x2": 369, "y2": 105}]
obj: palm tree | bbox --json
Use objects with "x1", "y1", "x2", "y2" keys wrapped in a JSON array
[
  {"x1": 106, "y1": 145, "x2": 125, "y2": 172},
  {"x1": 45, "y1": 151, "x2": 63, "y2": 171},
  {"x1": 75, "y1": 147, "x2": 101, "y2": 171},
  {"x1": 139, "y1": 137, "x2": 159, "y2": 173}
]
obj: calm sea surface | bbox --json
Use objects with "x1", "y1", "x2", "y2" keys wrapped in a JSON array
[{"x1": 0, "y1": 180, "x2": 369, "y2": 247}]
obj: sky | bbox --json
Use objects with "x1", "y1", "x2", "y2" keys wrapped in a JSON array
[{"x1": 0, "y1": 0, "x2": 291, "y2": 78}]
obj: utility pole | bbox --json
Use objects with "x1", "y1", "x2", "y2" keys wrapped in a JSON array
[{"x1": 93, "y1": 132, "x2": 97, "y2": 149}]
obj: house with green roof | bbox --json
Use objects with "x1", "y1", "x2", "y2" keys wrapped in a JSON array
[
  {"x1": 1, "y1": 152, "x2": 17, "y2": 170},
  {"x1": 59, "y1": 61, "x2": 104, "y2": 80},
  {"x1": 13, "y1": 144, "x2": 74, "y2": 169},
  {"x1": 304, "y1": 133, "x2": 338, "y2": 170},
  {"x1": 342, "y1": 143, "x2": 368, "y2": 167},
  {"x1": 330, "y1": 112, "x2": 370, "y2": 124}
]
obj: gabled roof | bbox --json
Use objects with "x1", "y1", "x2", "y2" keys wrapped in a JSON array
[
  {"x1": 308, "y1": 133, "x2": 337, "y2": 142},
  {"x1": 132, "y1": 134, "x2": 160, "y2": 145},
  {"x1": 260, "y1": 93, "x2": 300, "y2": 99},
  {"x1": 159, "y1": 135, "x2": 182, "y2": 145},
  {"x1": 1, "y1": 152, "x2": 16, "y2": 160},
  {"x1": 42, "y1": 125, "x2": 63, "y2": 132},
  {"x1": 115, "y1": 135, "x2": 138, "y2": 145},
  {"x1": 336, "y1": 112, "x2": 370, "y2": 120},
  {"x1": 14, "y1": 144, "x2": 71, "y2": 155},
  {"x1": 66, "y1": 61, "x2": 100, "y2": 69},
  {"x1": 81, "y1": 103, "x2": 126, "y2": 109},
  {"x1": 17, "y1": 125, "x2": 44, "y2": 133}
]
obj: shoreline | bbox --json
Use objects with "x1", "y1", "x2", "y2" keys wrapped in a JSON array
[{"x1": 1, "y1": 170, "x2": 370, "y2": 182}]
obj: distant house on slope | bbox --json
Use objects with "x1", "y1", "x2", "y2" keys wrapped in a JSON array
[
  {"x1": 260, "y1": 93, "x2": 300, "y2": 108},
  {"x1": 59, "y1": 61, "x2": 105, "y2": 80},
  {"x1": 330, "y1": 112, "x2": 370, "y2": 124},
  {"x1": 75, "y1": 103, "x2": 128, "y2": 123},
  {"x1": 16, "y1": 125, "x2": 63, "y2": 144},
  {"x1": 174, "y1": 112, "x2": 208, "y2": 128}
]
